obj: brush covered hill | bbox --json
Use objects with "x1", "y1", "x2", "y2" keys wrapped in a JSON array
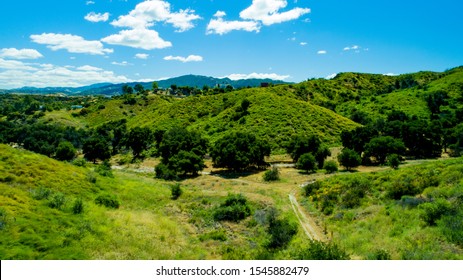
[
  {"x1": 0, "y1": 144, "x2": 215, "y2": 259},
  {"x1": 284, "y1": 66, "x2": 463, "y2": 121},
  {"x1": 46, "y1": 87, "x2": 359, "y2": 153},
  {"x1": 302, "y1": 157, "x2": 463, "y2": 259}
]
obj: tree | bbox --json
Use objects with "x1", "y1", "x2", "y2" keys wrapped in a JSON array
[
  {"x1": 125, "y1": 126, "x2": 153, "y2": 159},
  {"x1": 157, "y1": 127, "x2": 208, "y2": 176},
  {"x1": 296, "y1": 153, "x2": 317, "y2": 173},
  {"x1": 122, "y1": 85, "x2": 133, "y2": 95},
  {"x1": 83, "y1": 136, "x2": 111, "y2": 163},
  {"x1": 363, "y1": 136, "x2": 405, "y2": 164},
  {"x1": 337, "y1": 148, "x2": 361, "y2": 171},
  {"x1": 55, "y1": 141, "x2": 76, "y2": 161},
  {"x1": 134, "y1": 84, "x2": 144, "y2": 94},
  {"x1": 211, "y1": 132, "x2": 270, "y2": 171},
  {"x1": 315, "y1": 145, "x2": 331, "y2": 169},
  {"x1": 286, "y1": 134, "x2": 321, "y2": 162},
  {"x1": 152, "y1": 81, "x2": 159, "y2": 91}
]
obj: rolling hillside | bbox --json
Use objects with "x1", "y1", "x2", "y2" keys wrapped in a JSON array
[{"x1": 46, "y1": 86, "x2": 359, "y2": 152}]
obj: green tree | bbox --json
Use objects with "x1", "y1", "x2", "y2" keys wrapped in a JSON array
[
  {"x1": 83, "y1": 136, "x2": 111, "y2": 164},
  {"x1": 125, "y1": 126, "x2": 153, "y2": 159},
  {"x1": 122, "y1": 84, "x2": 133, "y2": 95},
  {"x1": 286, "y1": 134, "x2": 321, "y2": 162},
  {"x1": 363, "y1": 136, "x2": 405, "y2": 164},
  {"x1": 338, "y1": 148, "x2": 361, "y2": 171},
  {"x1": 157, "y1": 127, "x2": 208, "y2": 176},
  {"x1": 211, "y1": 132, "x2": 270, "y2": 171},
  {"x1": 315, "y1": 145, "x2": 331, "y2": 169},
  {"x1": 55, "y1": 141, "x2": 76, "y2": 161},
  {"x1": 296, "y1": 153, "x2": 317, "y2": 173},
  {"x1": 134, "y1": 83, "x2": 144, "y2": 94},
  {"x1": 152, "y1": 81, "x2": 159, "y2": 91}
]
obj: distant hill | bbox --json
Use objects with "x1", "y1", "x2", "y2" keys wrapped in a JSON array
[{"x1": 4, "y1": 75, "x2": 290, "y2": 96}]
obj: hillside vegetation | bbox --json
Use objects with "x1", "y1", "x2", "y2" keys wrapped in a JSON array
[{"x1": 302, "y1": 158, "x2": 463, "y2": 259}]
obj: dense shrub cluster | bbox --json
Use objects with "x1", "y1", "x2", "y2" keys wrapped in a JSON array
[{"x1": 213, "y1": 194, "x2": 252, "y2": 222}]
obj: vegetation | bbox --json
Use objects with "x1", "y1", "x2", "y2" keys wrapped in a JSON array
[
  {"x1": 337, "y1": 148, "x2": 361, "y2": 171},
  {"x1": 2, "y1": 66, "x2": 463, "y2": 260},
  {"x1": 211, "y1": 132, "x2": 270, "y2": 171},
  {"x1": 301, "y1": 157, "x2": 463, "y2": 259},
  {"x1": 263, "y1": 166, "x2": 280, "y2": 182}
]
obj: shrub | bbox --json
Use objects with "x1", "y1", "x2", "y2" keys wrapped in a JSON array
[
  {"x1": 55, "y1": 141, "x2": 76, "y2": 161},
  {"x1": 293, "y1": 241, "x2": 350, "y2": 260},
  {"x1": 387, "y1": 154, "x2": 401, "y2": 169},
  {"x1": 95, "y1": 160, "x2": 113, "y2": 177},
  {"x1": 263, "y1": 166, "x2": 280, "y2": 181},
  {"x1": 323, "y1": 160, "x2": 338, "y2": 174},
  {"x1": 199, "y1": 229, "x2": 227, "y2": 242},
  {"x1": 155, "y1": 163, "x2": 179, "y2": 181},
  {"x1": 48, "y1": 192, "x2": 66, "y2": 209},
  {"x1": 213, "y1": 194, "x2": 252, "y2": 222},
  {"x1": 303, "y1": 181, "x2": 321, "y2": 197},
  {"x1": 95, "y1": 193, "x2": 120, "y2": 209},
  {"x1": 86, "y1": 172, "x2": 97, "y2": 184},
  {"x1": 171, "y1": 183, "x2": 182, "y2": 200},
  {"x1": 419, "y1": 199, "x2": 452, "y2": 226},
  {"x1": 296, "y1": 153, "x2": 317, "y2": 173},
  {"x1": 72, "y1": 198, "x2": 84, "y2": 214},
  {"x1": 438, "y1": 212, "x2": 463, "y2": 245},
  {"x1": 32, "y1": 187, "x2": 52, "y2": 200},
  {"x1": 366, "y1": 249, "x2": 391, "y2": 260},
  {"x1": 0, "y1": 208, "x2": 9, "y2": 230},
  {"x1": 266, "y1": 217, "x2": 298, "y2": 249},
  {"x1": 72, "y1": 158, "x2": 87, "y2": 167}
]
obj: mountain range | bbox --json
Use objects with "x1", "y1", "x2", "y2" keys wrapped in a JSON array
[{"x1": 1, "y1": 75, "x2": 290, "y2": 96}]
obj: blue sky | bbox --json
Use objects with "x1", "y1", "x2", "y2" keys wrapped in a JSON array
[{"x1": 0, "y1": 0, "x2": 462, "y2": 89}]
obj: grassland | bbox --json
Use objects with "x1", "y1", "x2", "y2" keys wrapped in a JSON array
[
  {"x1": 0, "y1": 144, "x2": 316, "y2": 260},
  {"x1": 301, "y1": 158, "x2": 463, "y2": 259}
]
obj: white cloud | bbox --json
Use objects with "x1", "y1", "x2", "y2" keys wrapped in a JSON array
[
  {"x1": 30, "y1": 33, "x2": 113, "y2": 55},
  {"x1": 213, "y1": 11, "x2": 227, "y2": 18},
  {"x1": 111, "y1": 61, "x2": 132, "y2": 66},
  {"x1": 135, "y1": 53, "x2": 149, "y2": 59},
  {"x1": 102, "y1": 28, "x2": 172, "y2": 50},
  {"x1": 86, "y1": 1, "x2": 95, "y2": 5},
  {"x1": 0, "y1": 61, "x2": 130, "y2": 89},
  {"x1": 325, "y1": 73, "x2": 337, "y2": 79},
  {"x1": 225, "y1": 72, "x2": 290, "y2": 81},
  {"x1": 0, "y1": 48, "x2": 43, "y2": 60},
  {"x1": 0, "y1": 58, "x2": 38, "y2": 71},
  {"x1": 206, "y1": 13, "x2": 260, "y2": 35},
  {"x1": 300, "y1": 42, "x2": 307, "y2": 46},
  {"x1": 207, "y1": 0, "x2": 309, "y2": 35},
  {"x1": 240, "y1": 0, "x2": 310, "y2": 25},
  {"x1": 317, "y1": 50, "x2": 327, "y2": 55},
  {"x1": 85, "y1": 12, "x2": 110, "y2": 23},
  {"x1": 383, "y1": 73, "x2": 398, "y2": 76},
  {"x1": 77, "y1": 65, "x2": 103, "y2": 71},
  {"x1": 163, "y1": 55, "x2": 203, "y2": 63},
  {"x1": 344, "y1": 45, "x2": 365, "y2": 52},
  {"x1": 111, "y1": 0, "x2": 201, "y2": 32}
]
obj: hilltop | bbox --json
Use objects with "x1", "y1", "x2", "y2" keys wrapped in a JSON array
[{"x1": 3, "y1": 75, "x2": 290, "y2": 96}]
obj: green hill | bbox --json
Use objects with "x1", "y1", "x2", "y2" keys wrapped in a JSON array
[
  {"x1": 0, "y1": 145, "x2": 211, "y2": 259},
  {"x1": 46, "y1": 87, "x2": 359, "y2": 153},
  {"x1": 302, "y1": 158, "x2": 463, "y2": 259}
]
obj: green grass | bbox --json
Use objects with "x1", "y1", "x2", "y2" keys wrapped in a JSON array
[{"x1": 301, "y1": 157, "x2": 463, "y2": 259}]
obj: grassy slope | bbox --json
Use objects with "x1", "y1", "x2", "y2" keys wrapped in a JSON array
[
  {"x1": 0, "y1": 145, "x2": 309, "y2": 260},
  {"x1": 302, "y1": 158, "x2": 463, "y2": 259},
  {"x1": 43, "y1": 87, "x2": 359, "y2": 152},
  {"x1": 0, "y1": 145, "x2": 208, "y2": 259}
]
